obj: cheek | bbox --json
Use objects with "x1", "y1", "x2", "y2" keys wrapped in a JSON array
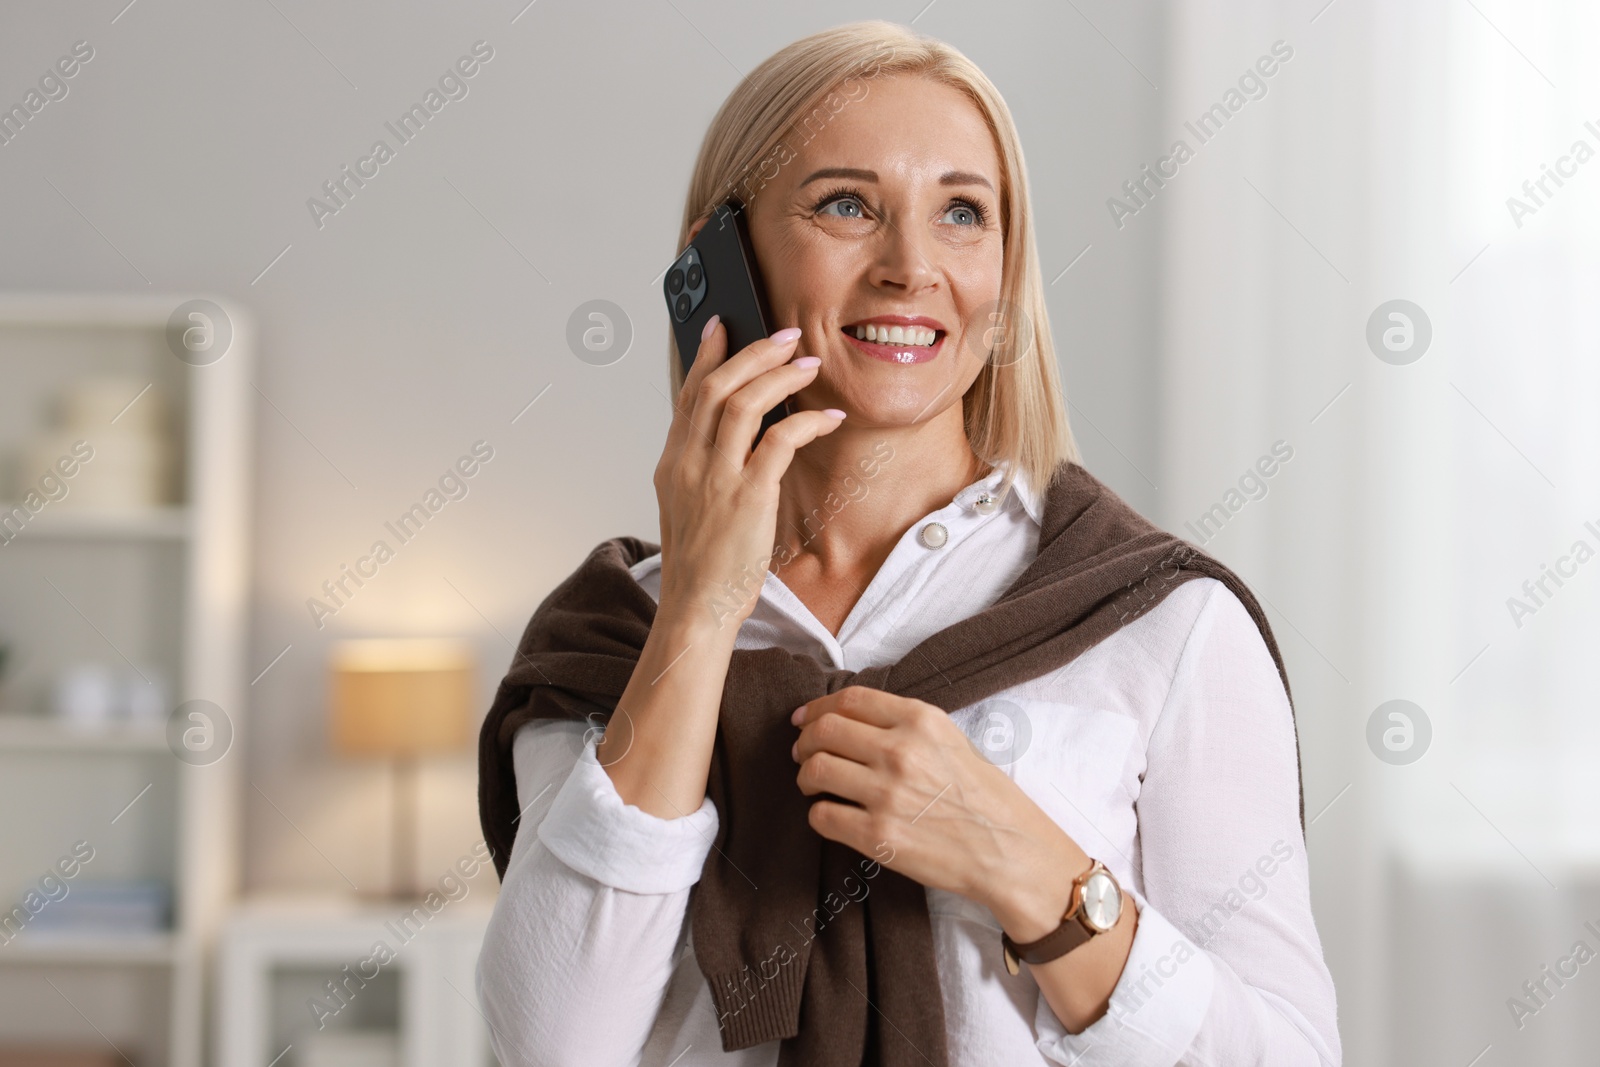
[
  {"x1": 775, "y1": 230, "x2": 855, "y2": 300},
  {"x1": 948, "y1": 249, "x2": 1006, "y2": 352},
  {"x1": 949, "y1": 243, "x2": 1005, "y2": 307}
]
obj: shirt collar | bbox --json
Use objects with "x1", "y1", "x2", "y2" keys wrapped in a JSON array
[{"x1": 957, "y1": 460, "x2": 1044, "y2": 526}]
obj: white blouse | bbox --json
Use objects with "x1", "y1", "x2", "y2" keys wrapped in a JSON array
[{"x1": 476, "y1": 465, "x2": 1341, "y2": 1066}]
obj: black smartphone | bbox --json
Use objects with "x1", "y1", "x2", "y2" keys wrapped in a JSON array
[{"x1": 662, "y1": 200, "x2": 789, "y2": 445}]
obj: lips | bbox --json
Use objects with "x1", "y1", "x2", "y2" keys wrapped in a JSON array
[{"x1": 840, "y1": 316, "x2": 946, "y2": 365}]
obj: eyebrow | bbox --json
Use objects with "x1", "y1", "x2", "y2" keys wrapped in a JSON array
[{"x1": 798, "y1": 167, "x2": 995, "y2": 192}]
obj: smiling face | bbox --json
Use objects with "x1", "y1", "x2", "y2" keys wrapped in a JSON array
[{"x1": 744, "y1": 73, "x2": 1005, "y2": 426}]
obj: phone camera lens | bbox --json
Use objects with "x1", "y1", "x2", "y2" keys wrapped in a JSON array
[
  {"x1": 667, "y1": 268, "x2": 685, "y2": 295},
  {"x1": 685, "y1": 264, "x2": 703, "y2": 289},
  {"x1": 674, "y1": 293, "x2": 692, "y2": 320}
]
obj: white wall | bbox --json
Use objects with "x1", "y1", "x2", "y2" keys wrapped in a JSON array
[{"x1": 0, "y1": 1, "x2": 1169, "y2": 897}]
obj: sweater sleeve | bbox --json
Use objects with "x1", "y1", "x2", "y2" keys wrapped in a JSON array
[
  {"x1": 476, "y1": 718, "x2": 719, "y2": 1067},
  {"x1": 1032, "y1": 580, "x2": 1342, "y2": 1066}
]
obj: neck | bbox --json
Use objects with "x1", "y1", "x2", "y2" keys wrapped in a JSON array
[{"x1": 772, "y1": 403, "x2": 989, "y2": 575}]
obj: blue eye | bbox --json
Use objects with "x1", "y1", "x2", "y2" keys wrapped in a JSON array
[
  {"x1": 819, "y1": 196, "x2": 866, "y2": 219},
  {"x1": 943, "y1": 203, "x2": 982, "y2": 226}
]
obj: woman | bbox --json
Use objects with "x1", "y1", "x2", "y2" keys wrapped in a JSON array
[{"x1": 476, "y1": 20, "x2": 1339, "y2": 1067}]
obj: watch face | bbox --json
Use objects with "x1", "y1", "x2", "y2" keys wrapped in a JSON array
[{"x1": 1080, "y1": 871, "x2": 1121, "y2": 932}]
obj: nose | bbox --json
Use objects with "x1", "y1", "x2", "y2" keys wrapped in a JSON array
[{"x1": 867, "y1": 220, "x2": 939, "y2": 295}]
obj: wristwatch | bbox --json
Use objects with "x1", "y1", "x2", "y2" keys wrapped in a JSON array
[{"x1": 1001, "y1": 859, "x2": 1123, "y2": 975}]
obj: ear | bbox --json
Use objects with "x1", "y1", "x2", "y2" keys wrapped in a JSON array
[{"x1": 686, "y1": 213, "x2": 710, "y2": 244}]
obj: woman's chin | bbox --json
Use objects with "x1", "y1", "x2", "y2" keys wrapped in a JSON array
[{"x1": 800, "y1": 390, "x2": 960, "y2": 430}]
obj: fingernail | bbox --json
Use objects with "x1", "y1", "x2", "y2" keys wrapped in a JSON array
[
  {"x1": 701, "y1": 314, "x2": 720, "y2": 342},
  {"x1": 791, "y1": 705, "x2": 807, "y2": 725},
  {"x1": 823, "y1": 408, "x2": 846, "y2": 419},
  {"x1": 771, "y1": 327, "x2": 802, "y2": 345},
  {"x1": 791, "y1": 741, "x2": 800, "y2": 762},
  {"x1": 792, "y1": 356, "x2": 821, "y2": 368}
]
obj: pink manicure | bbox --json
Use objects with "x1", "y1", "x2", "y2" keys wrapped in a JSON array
[
  {"x1": 701, "y1": 314, "x2": 720, "y2": 342},
  {"x1": 771, "y1": 327, "x2": 802, "y2": 345},
  {"x1": 823, "y1": 408, "x2": 846, "y2": 419},
  {"x1": 792, "y1": 356, "x2": 821, "y2": 368}
]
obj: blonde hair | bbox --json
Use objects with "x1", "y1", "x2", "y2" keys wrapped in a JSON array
[{"x1": 669, "y1": 20, "x2": 1078, "y2": 496}]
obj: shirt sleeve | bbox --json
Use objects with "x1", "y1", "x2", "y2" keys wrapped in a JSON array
[
  {"x1": 1033, "y1": 580, "x2": 1342, "y2": 1067},
  {"x1": 476, "y1": 717, "x2": 720, "y2": 1067}
]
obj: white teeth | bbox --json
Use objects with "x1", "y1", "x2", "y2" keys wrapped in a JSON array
[{"x1": 852, "y1": 324, "x2": 937, "y2": 346}]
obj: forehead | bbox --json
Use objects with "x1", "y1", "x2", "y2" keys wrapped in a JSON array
[{"x1": 781, "y1": 73, "x2": 1000, "y2": 188}]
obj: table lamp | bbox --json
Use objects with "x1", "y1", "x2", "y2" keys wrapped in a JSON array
[{"x1": 330, "y1": 639, "x2": 473, "y2": 899}]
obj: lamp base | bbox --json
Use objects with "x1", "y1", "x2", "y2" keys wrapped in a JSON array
[{"x1": 385, "y1": 755, "x2": 419, "y2": 900}]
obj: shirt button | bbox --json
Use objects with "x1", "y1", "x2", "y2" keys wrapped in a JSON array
[
  {"x1": 919, "y1": 522, "x2": 949, "y2": 549},
  {"x1": 973, "y1": 492, "x2": 998, "y2": 515}
]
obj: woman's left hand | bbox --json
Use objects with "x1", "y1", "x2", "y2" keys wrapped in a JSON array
[{"x1": 792, "y1": 685, "x2": 1091, "y2": 941}]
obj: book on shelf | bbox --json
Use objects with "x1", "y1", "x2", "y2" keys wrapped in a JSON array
[{"x1": 22, "y1": 881, "x2": 170, "y2": 939}]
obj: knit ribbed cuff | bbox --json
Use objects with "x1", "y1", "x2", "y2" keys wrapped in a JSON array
[{"x1": 706, "y1": 953, "x2": 808, "y2": 1051}]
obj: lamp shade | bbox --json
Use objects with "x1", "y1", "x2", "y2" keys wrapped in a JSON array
[{"x1": 329, "y1": 639, "x2": 473, "y2": 756}]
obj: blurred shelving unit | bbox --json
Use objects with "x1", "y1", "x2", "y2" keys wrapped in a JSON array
[
  {"x1": 9, "y1": 505, "x2": 192, "y2": 541},
  {"x1": 218, "y1": 897, "x2": 496, "y2": 1067},
  {"x1": 0, "y1": 294, "x2": 252, "y2": 1067},
  {"x1": 0, "y1": 717, "x2": 169, "y2": 752}
]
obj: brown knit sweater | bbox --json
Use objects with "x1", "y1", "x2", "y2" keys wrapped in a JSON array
[{"x1": 478, "y1": 460, "x2": 1300, "y2": 1067}]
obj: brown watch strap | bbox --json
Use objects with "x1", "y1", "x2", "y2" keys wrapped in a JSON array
[
  {"x1": 1000, "y1": 859, "x2": 1113, "y2": 974},
  {"x1": 1001, "y1": 909, "x2": 1093, "y2": 972}
]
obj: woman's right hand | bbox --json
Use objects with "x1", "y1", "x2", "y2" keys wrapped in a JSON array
[
  {"x1": 652, "y1": 317, "x2": 845, "y2": 635},
  {"x1": 598, "y1": 317, "x2": 838, "y2": 798}
]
